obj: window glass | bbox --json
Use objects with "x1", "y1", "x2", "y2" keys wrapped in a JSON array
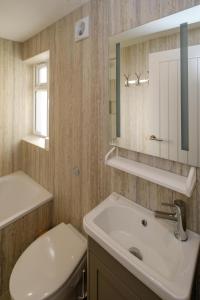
[
  {"x1": 35, "y1": 90, "x2": 48, "y2": 137},
  {"x1": 37, "y1": 65, "x2": 48, "y2": 84},
  {"x1": 34, "y1": 62, "x2": 49, "y2": 138}
]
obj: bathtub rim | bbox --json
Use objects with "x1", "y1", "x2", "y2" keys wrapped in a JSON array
[{"x1": 0, "y1": 170, "x2": 53, "y2": 230}]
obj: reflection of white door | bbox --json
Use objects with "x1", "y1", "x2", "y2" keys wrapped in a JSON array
[{"x1": 146, "y1": 45, "x2": 200, "y2": 166}]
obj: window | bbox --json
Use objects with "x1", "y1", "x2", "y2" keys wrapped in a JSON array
[{"x1": 34, "y1": 63, "x2": 49, "y2": 137}]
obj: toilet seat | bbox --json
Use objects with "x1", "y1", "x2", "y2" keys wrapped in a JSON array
[{"x1": 9, "y1": 223, "x2": 87, "y2": 300}]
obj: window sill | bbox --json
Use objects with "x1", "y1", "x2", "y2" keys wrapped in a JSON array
[{"x1": 22, "y1": 135, "x2": 49, "y2": 151}]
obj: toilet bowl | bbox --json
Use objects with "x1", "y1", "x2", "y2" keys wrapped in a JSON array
[{"x1": 9, "y1": 223, "x2": 87, "y2": 300}]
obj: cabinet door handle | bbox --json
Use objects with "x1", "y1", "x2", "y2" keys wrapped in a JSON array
[{"x1": 149, "y1": 135, "x2": 163, "y2": 142}]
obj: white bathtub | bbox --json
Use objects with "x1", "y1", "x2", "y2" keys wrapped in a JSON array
[{"x1": 0, "y1": 171, "x2": 53, "y2": 229}]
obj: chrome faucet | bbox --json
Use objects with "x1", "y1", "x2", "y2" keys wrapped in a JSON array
[{"x1": 155, "y1": 200, "x2": 188, "y2": 241}]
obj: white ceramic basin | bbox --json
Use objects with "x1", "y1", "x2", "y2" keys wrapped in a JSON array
[{"x1": 83, "y1": 193, "x2": 200, "y2": 300}]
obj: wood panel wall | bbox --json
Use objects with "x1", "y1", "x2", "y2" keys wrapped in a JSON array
[
  {"x1": 21, "y1": 1, "x2": 110, "y2": 230},
  {"x1": 0, "y1": 38, "x2": 32, "y2": 177},
  {"x1": 21, "y1": 0, "x2": 200, "y2": 235}
]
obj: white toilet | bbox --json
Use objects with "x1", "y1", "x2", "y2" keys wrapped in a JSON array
[{"x1": 9, "y1": 223, "x2": 87, "y2": 300}]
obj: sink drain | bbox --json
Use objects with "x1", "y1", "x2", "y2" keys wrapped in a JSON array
[{"x1": 129, "y1": 247, "x2": 143, "y2": 261}]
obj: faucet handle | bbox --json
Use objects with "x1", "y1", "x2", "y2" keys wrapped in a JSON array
[
  {"x1": 160, "y1": 203, "x2": 177, "y2": 216},
  {"x1": 161, "y1": 202, "x2": 175, "y2": 208},
  {"x1": 162, "y1": 200, "x2": 186, "y2": 208},
  {"x1": 174, "y1": 199, "x2": 185, "y2": 208},
  {"x1": 161, "y1": 201, "x2": 185, "y2": 214}
]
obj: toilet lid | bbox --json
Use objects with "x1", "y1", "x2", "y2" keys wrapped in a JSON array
[{"x1": 9, "y1": 223, "x2": 87, "y2": 300}]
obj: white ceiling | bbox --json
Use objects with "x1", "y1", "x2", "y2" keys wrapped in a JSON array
[{"x1": 0, "y1": 0, "x2": 89, "y2": 42}]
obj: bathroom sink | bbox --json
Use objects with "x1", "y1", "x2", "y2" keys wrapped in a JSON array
[{"x1": 83, "y1": 193, "x2": 200, "y2": 300}]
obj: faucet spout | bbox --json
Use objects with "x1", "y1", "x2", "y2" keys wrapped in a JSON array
[{"x1": 154, "y1": 200, "x2": 188, "y2": 241}]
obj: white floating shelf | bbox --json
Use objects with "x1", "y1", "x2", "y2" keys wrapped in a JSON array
[{"x1": 105, "y1": 147, "x2": 196, "y2": 197}]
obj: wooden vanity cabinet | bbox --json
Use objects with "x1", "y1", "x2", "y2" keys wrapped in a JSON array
[{"x1": 88, "y1": 238, "x2": 161, "y2": 300}]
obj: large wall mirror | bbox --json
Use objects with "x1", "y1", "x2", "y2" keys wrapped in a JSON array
[{"x1": 109, "y1": 6, "x2": 200, "y2": 167}]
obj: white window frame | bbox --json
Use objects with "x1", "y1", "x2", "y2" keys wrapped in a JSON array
[{"x1": 33, "y1": 62, "x2": 49, "y2": 138}]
